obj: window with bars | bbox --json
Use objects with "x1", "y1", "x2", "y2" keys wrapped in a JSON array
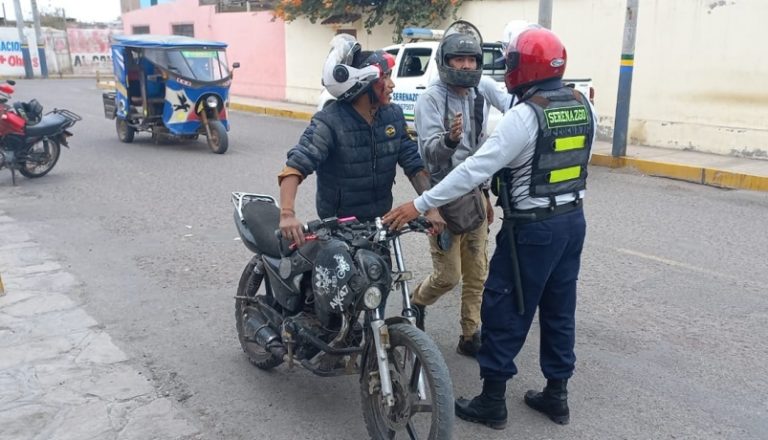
[
  {"x1": 132, "y1": 25, "x2": 150, "y2": 34},
  {"x1": 172, "y1": 23, "x2": 195, "y2": 37}
]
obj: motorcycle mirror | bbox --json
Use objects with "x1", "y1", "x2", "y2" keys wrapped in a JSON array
[{"x1": 232, "y1": 62, "x2": 240, "y2": 69}]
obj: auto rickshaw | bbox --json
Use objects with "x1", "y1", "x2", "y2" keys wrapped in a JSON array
[{"x1": 102, "y1": 34, "x2": 239, "y2": 154}]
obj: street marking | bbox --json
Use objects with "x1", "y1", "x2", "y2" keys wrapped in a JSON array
[
  {"x1": 615, "y1": 248, "x2": 768, "y2": 290},
  {"x1": 616, "y1": 248, "x2": 710, "y2": 274}
]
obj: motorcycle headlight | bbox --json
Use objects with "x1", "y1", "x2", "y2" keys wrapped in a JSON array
[
  {"x1": 363, "y1": 285, "x2": 382, "y2": 310},
  {"x1": 205, "y1": 96, "x2": 219, "y2": 108}
]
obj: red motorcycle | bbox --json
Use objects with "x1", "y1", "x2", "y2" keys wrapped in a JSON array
[{"x1": 0, "y1": 80, "x2": 81, "y2": 185}]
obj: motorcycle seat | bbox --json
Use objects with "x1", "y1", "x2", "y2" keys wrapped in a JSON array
[
  {"x1": 25, "y1": 113, "x2": 69, "y2": 137},
  {"x1": 242, "y1": 200, "x2": 282, "y2": 258}
]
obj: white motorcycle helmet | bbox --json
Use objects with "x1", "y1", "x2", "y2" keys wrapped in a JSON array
[
  {"x1": 322, "y1": 34, "x2": 393, "y2": 102},
  {"x1": 500, "y1": 20, "x2": 542, "y2": 51}
]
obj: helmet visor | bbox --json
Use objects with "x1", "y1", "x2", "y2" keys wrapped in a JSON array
[
  {"x1": 444, "y1": 20, "x2": 483, "y2": 45},
  {"x1": 505, "y1": 51, "x2": 520, "y2": 71}
]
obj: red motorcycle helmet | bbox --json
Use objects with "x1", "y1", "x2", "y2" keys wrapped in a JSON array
[{"x1": 504, "y1": 28, "x2": 567, "y2": 95}]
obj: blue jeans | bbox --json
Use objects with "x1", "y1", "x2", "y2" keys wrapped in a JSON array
[{"x1": 477, "y1": 207, "x2": 586, "y2": 381}]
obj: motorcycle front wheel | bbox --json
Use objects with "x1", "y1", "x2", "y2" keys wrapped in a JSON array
[
  {"x1": 235, "y1": 258, "x2": 283, "y2": 370},
  {"x1": 361, "y1": 323, "x2": 454, "y2": 440},
  {"x1": 206, "y1": 120, "x2": 228, "y2": 154},
  {"x1": 19, "y1": 138, "x2": 61, "y2": 178}
]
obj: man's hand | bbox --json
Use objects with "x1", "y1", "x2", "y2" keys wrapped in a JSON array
[
  {"x1": 425, "y1": 208, "x2": 446, "y2": 235},
  {"x1": 279, "y1": 209, "x2": 305, "y2": 246},
  {"x1": 449, "y1": 112, "x2": 463, "y2": 142},
  {"x1": 382, "y1": 201, "x2": 420, "y2": 232},
  {"x1": 485, "y1": 194, "x2": 495, "y2": 225}
]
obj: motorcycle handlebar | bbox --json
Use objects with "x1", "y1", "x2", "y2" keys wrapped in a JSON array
[{"x1": 274, "y1": 215, "x2": 432, "y2": 244}]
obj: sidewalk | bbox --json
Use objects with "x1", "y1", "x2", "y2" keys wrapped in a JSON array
[
  {"x1": 228, "y1": 95, "x2": 768, "y2": 193},
  {"x1": 0, "y1": 212, "x2": 202, "y2": 440}
]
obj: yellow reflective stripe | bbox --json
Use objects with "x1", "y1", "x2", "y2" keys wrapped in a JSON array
[
  {"x1": 549, "y1": 166, "x2": 581, "y2": 183},
  {"x1": 554, "y1": 135, "x2": 586, "y2": 151}
]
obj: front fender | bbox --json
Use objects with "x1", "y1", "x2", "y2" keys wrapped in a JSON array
[{"x1": 384, "y1": 316, "x2": 413, "y2": 327}]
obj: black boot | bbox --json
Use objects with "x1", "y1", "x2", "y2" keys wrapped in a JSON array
[
  {"x1": 455, "y1": 379, "x2": 507, "y2": 430},
  {"x1": 524, "y1": 379, "x2": 569, "y2": 425},
  {"x1": 412, "y1": 303, "x2": 426, "y2": 331},
  {"x1": 456, "y1": 330, "x2": 481, "y2": 357}
]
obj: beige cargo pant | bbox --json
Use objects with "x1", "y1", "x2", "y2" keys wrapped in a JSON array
[{"x1": 412, "y1": 208, "x2": 489, "y2": 338}]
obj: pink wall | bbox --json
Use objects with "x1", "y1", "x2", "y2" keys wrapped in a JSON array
[{"x1": 121, "y1": 0, "x2": 286, "y2": 100}]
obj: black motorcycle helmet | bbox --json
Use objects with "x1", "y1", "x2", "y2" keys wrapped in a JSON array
[{"x1": 436, "y1": 20, "x2": 484, "y2": 88}]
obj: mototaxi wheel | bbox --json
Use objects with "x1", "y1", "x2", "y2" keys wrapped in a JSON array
[
  {"x1": 19, "y1": 137, "x2": 61, "y2": 178},
  {"x1": 361, "y1": 323, "x2": 454, "y2": 439},
  {"x1": 235, "y1": 258, "x2": 283, "y2": 370},
  {"x1": 206, "y1": 120, "x2": 228, "y2": 154},
  {"x1": 116, "y1": 118, "x2": 135, "y2": 143}
]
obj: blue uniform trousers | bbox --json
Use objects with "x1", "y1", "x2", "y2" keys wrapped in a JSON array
[{"x1": 477, "y1": 207, "x2": 586, "y2": 382}]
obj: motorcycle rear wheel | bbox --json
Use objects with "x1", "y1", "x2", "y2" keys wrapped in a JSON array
[
  {"x1": 361, "y1": 323, "x2": 454, "y2": 440},
  {"x1": 19, "y1": 138, "x2": 61, "y2": 178},
  {"x1": 235, "y1": 258, "x2": 283, "y2": 370}
]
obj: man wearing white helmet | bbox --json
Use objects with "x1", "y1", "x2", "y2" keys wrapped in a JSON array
[
  {"x1": 278, "y1": 34, "x2": 444, "y2": 245},
  {"x1": 410, "y1": 20, "x2": 511, "y2": 358}
]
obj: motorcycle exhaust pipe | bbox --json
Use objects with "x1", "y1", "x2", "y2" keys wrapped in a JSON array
[{"x1": 244, "y1": 307, "x2": 287, "y2": 359}]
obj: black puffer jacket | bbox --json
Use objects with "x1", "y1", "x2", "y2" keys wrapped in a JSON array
[{"x1": 286, "y1": 100, "x2": 424, "y2": 221}]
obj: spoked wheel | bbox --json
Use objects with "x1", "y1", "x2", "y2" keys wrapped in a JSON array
[
  {"x1": 361, "y1": 323, "x2": 454, "y2": 439},
  {"x1": 19, "y1": 138, "x2": 61, "y2": 178},
  {"x1": 116, "y1": 118, "x2": 135, "y2": 143},
  {"x1": 206, "y1": 120, "x2": 228, "y2": 154},
  {"x1": 235, "y1": 258, "x2": 283, "y2": 370}
]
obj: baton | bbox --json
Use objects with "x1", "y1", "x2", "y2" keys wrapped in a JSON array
[{"x1": 497, "y1": 178, "x2": 535, "y2": 316}]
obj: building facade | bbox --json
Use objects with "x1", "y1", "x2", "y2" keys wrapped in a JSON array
[{"x1": 120, "y1": 0, "x2": 768, "y2": 159}]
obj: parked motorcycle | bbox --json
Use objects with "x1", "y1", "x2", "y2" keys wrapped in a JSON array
[
  {"x1": 231, "y1": 192, "x2": 454, "y2": 439},
  {"x1": 0, "y1": 80, "x2": 81, "y2": 185}
]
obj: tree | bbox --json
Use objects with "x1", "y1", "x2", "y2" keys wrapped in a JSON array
[{"x1": 272, "y1": 0, "x2": 465, "y2": 42}]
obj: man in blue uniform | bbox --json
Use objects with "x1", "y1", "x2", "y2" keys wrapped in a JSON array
[{"x1": 384, "y1": 26, "x2": 596, "y2": 429}]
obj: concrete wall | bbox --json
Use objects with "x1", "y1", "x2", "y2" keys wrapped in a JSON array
[
  {"x1": 0, "y1": 27, "x2": 42, "y2": 77},
  {"x1": 283, "y1": 19, "x2": 397, "y2": 105},
  {"x1": 41, "y1": 28, "x2": 72, "y2": 75},
  {"x1": 281, "y1": 0, "x2": 768, "y2": 158},
  {"x1": 121, "y1": 0, "x2": 285, "y2": 100},
  {"x1": 67, "y1": 28, "x2": 115, "y2": 75}
]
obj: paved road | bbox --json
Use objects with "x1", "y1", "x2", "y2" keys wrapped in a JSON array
[{"x1": 1, "y1": 79, "x2": 767, "y2": 439}]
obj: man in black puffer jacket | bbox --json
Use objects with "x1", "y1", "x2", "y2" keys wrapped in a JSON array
[{"x1": 278, "y1": 34, "x2": 444, "y2": 245}]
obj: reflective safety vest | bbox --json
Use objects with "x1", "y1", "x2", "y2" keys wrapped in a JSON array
[{"x1": 525, "y1": 87, "x2": 593, "y2": 206}]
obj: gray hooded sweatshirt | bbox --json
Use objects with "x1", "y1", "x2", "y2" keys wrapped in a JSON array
[{"x1": 414, "y1": 75, "x2": 512, "y2": 185}]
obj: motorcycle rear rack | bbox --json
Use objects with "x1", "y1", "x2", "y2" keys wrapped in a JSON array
[
  {"x1": 231, "y1": 192, "x2": 278, "y2": 222},
  {"x1": 48, "y1": 108, "x2": 82, "y2": 123}
]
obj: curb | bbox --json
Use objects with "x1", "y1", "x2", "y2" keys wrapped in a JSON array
[
  {"x1": 135, "y1": 95, "x2": 767, "y2": 194},
  {"x1": 229, "y1": 102, "x2": 313, "y2": 122},
  {"x1": 590, "y1": 153, "x2": 768, "y2": 192}
]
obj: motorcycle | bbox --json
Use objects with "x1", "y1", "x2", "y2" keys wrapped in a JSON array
[
  {"x1": 231, "y1": 192, "x2": 454, "y2": 439},
  {"x1": 0, "y1": 80, "x2": 81, "y2": 185}
]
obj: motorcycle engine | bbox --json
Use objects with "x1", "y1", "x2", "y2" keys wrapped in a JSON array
[{"x1": 2, "y1": 134, "x2": 26, "y2": 152}]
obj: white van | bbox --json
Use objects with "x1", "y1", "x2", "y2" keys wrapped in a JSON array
[{"x1": 318, "y1": 29, "x2": 593, "y2": 135}]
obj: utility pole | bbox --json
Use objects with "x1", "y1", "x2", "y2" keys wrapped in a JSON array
[
  {"x1": 12, "y1": 0, "x2": 33, "y2": 78},
  {"x1": 538, "y1": 0, "x2": 553, "y2": 29},
  {"x1": 30, "y1": 0, "x2": 48, "y2": 77},
  {"x1": 612, "y1": 0, "x2": 639, "y2": 157}
]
